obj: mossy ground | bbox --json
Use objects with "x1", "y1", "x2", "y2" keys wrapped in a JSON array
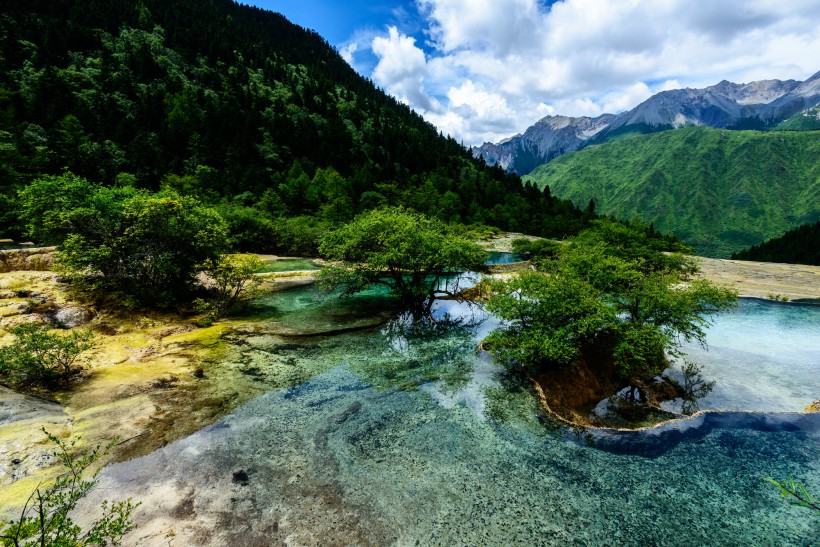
[{"x1": 0, "y1": 270, "x2": 329, "y2": 518}]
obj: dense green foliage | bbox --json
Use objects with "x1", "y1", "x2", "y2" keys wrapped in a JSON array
[
  {"x1": 0, "y1": 0, "x2": 592, "y2": 245},
  {"x1": 485, "y1": 221, "x2": 737, "y2": 379},
  {"x1": 524, "y1": 126, "x2": 820, "y2": 257},
  {"x1": 731, "y1": 221, "x2": 820, "y2": 265},
  {"x1": 318, "y1": 207, "x2": 486, "y2": 315},
  {"x1": 0, "y1": 324, "x2": 93, "y2": 388},
  {"x1": 20, "y1": 173, "x2": 227, "y2": 306},
  {"x1": 0, "y1": 430, "x2": 138, "y2": 546}
]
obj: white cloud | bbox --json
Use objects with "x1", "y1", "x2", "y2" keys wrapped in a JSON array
[
  {"x1": 339, "y1": 42, "x2": 358, "y2": 65},
  {"x1": 371, "y1": 26, "x2": 438, "y2": 111},
  {"x1": 362, "y1": 0, "x2": 820, "y2": 146}
]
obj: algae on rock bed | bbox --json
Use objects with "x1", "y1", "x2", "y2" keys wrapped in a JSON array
[
  {"x1": 0, "y1": 272, "x2": 416, "y2": 518},
  {"x1": 0, "y1": 272, "x2": 245, "y2": 517}
]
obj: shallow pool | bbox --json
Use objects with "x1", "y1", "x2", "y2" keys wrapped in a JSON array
[
  {"x1": 667, "y1": 298, "x2": 820, "y2": 413},
  {"x1": 81, "y1": 292, "x2": 819, "y2": 544},
  {"x1": 257, "y1": 257, "x2": 322, "y2": 272},
  {"x1": 485, "y1": 251, "x2": 529, "y2": 265}
]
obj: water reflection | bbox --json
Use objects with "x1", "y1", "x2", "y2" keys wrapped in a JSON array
[
  {"x1": 75, "y1": 290, "x2": 820, "y2": 544},
  {"x1": 85, "y1": 365, "x2": 820, "y2": 545},
  {"x1": 667, "y1": 299, "x2": 820, "y2": 412},
  {"x1": 351, "y1": 301, "x2": 490, "y2": 393}
]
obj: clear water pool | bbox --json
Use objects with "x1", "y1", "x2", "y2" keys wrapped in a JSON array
[
  {"x1": 667, "y1": 298, "x2": 820, "y2": 413},
  {"x1": 82, "y1": 292, "x2": 820, "y2": 544},
  {"x1": 485, "y1": 251, "x2": 529, "y2": 265},
  {"x1": 257, "y1": 257, "x2": 322, "y2": 272}
]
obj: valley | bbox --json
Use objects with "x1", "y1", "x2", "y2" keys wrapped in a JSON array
[
  {"x1": 0, "y1": 1, "x2": 818, "y2": 545},
  {"x1": 524, "y1": 126, "x2": 820, "y2": 257}
]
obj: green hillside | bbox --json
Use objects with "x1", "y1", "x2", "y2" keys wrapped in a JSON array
[
  {"x1": 0, "y1": 0, "x2": 590, "y2": 247},
  {"x1": 776, "y1": 107, "x2": 820, "y2": 131},
  {"x1": 524, "y1": 126, "x2": 820, "y2": 257}
]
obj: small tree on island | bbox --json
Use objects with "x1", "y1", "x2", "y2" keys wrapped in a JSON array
[
  {"x1": 196, "y1": 253, "x2": 264, "y2": 320},
  {"x1": 485, "y1": 220, "x2": 737, "y2": 397},
  {"x1": 317, "y1": 207, "x2": 487, "y2": 316}
]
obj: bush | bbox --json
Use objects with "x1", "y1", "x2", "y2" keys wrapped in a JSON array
[
  {"x1": 199, "y1": 253, "x2": 264, "y2": 319},
  {"x1": 272, "y1": 216, "x2": 327, "y2": 256},
  {"x1": 215, "y1": 203, "x2": 278, "y2": 252},
  {"x1": 0, "y1": 324, "x2": 93, "y2": 388},
  {"x1": 19, "y1": 174, "x2": 229, "y2": 306}
]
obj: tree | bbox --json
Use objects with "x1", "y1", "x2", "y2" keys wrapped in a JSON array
[
  {"x1": 19, "y1": 173, "x2": 228, "y2": 306},
  {"x1": 0, "y1": 324, "x2": 93, "y2": 388},
  {"x1": 198, "y1": 253, "x2": 264, "y2": 319},
  {"x1": 318, "y1": 207, "x2": 486, "y2": 316},
  {"x1": 485, "y1": 222, "x2": 737, "y2": 383},
  {"x1": 0, "y1": 429, "x2": 139, "y2": 546}
]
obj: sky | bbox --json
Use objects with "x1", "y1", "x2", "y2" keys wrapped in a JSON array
[{"x1": 249, "y1": 0, "x2": 820, "y2": 146}]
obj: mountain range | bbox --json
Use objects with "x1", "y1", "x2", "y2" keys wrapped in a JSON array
[
  {"x1": 524, "y1": 126, "x2": 820, "y2": 257},
  {"x1": 475, "y1": 72, "x2": 820, "y2": 174}
]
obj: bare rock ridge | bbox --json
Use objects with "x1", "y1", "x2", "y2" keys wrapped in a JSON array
[
  {"x1": 475, "y1": 114, "x2": 615, "y2": 175},
  {"x1": 473, "y1": 70, "x2": 820, "y2": 175}
]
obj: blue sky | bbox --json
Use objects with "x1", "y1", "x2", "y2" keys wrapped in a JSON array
[
  {"x1": 245, "y1": 0, "x2": 426, "y2": 74},
  {"x1": 245, "y1": 1, "x2": 820, "y2": 146},
  {"x1": 247, "y1": 1, "x2": 416, "y2": 46}
]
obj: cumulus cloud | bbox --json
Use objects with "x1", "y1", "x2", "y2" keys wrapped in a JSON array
[
  {"x1": 362, "y1": 0, "x2": 820, "y2": 145},
  {"x1": 372, "y1": 26, "x2": 438, "y2": 111}
]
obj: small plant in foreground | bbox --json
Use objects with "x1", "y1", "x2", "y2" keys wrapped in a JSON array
[
  {"x1": 0, "y1": 429, "x2": 139, "y2": 546},
  {"x1": 763, "y1": 477, "x2": 819, "y2": 512}
]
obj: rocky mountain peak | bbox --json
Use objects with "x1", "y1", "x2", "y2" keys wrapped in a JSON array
[{"x1": 474, "y1": 71, "x2": 820, "y2": 175}]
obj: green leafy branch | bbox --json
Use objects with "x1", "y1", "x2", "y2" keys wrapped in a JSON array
[
  {"x1": 763, "y1": 477, "x2": 820, "y2": 512},
  {"x1": 0, "y1": 429, "x2": 140, "y2": 546}
]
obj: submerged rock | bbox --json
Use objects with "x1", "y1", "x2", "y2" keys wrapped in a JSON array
[{"x1": 0, "y1": 313, "x2": 52, "y2": 330}]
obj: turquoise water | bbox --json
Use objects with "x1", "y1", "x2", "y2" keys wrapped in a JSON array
[
  {"x1": 85, "y1": 291, "x2": 820, "y2": 544},
  {"x1": 667, "y1": 299, "x2": 820, "y2": 412},
  {"x1": 485, "y1": 251, "x2": 529, "y2": 265}
]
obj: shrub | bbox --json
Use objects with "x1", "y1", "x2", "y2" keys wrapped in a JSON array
[
  {"x1": 0, "y1": 324, "x2": 93, "y2": 388},
  {"x1": 199, "y1": 253, "x2": 264, "y2": 319}
]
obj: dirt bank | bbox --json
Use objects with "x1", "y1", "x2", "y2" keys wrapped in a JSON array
[{"x1": 694, "y1": 256, "x2": 820, "y2": 302}]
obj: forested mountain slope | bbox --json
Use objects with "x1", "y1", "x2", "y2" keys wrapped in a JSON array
[
  {"x1": 731, "y1": 221, "x2": 820, "y2": 265},
  {"x1": 524, "y1": 126, "x2": 820, "y2": 257},
  {"x1": 0, "y1": 0, "x2": 589, "y2": 245}
]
